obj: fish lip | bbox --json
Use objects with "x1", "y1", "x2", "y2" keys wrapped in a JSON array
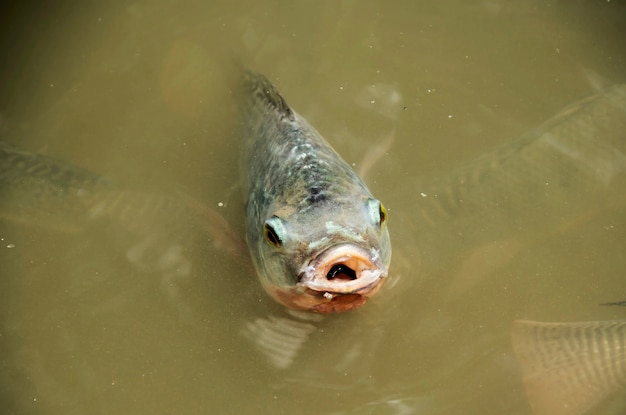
[
  {"x1": 297, "y1": 243, "x2": 387, "y2": 295},
  {"x1": 266, "y1": 243, "x2": 388, "y2": 313}
]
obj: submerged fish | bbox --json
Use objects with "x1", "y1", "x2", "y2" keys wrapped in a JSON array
[
  {"x1": 405, "y1": 83, "x2": 626, "y2": 293},
  {"x1": 0, "y1": 141, "x2": 245, "y2": 275},
  {"x1": 511, "y1": 319, "x2": 626, "y2": 415},
  {"x1": 237, "y1": 70, "x2": 392, "y2": 313},
  {"x1": 0, "y1": 141, "x2": 108, "y2": 231}
]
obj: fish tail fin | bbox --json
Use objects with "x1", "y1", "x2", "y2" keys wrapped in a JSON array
[{"x1": 511, "y1": 319, "x2": 626, "y2": 415}]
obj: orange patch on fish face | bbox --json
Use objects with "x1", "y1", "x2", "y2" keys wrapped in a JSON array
[
  {"x1": 311, "y1": 294, "x2": 368, "y2": 313},
  {"x1": 270, "y1": 284, "x2": 384, "y2": 314}
]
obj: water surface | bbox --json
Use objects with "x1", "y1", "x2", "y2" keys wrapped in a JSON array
[{"x1": 1, "y1": 1, "x2": 625, "y2": 414}]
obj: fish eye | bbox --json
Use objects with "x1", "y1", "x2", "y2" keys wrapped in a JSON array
[
  {"x1": 366, "y1": 199, "x2": 388, "y2": 230},
  {"x1": 263, "y1": 216, "x2": 285, "y2": 247},
  {"x1": 379, "y1": 202, "x2": 388, "y2": 227}
]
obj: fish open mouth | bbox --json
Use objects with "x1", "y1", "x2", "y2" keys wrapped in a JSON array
[{"x1": 270, "y1": 243, "x2": 388, "y2": 313}]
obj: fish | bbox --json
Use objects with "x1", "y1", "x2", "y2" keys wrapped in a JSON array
[
  {"x1": 0, "y1": 141, "x2": 107, "y2": 231},
  {"x1": 0, "y1": 141, "x2": 246, "y2": 275},
  {"x1": 237, "y1": 70, "x2": 392, "y2": 313},
  {"x1": 406, "y1": 83, "x2": 626, "y2": 293},
  {"x1": 511, "y1": 319, "x2": 626, "y2": 415}
]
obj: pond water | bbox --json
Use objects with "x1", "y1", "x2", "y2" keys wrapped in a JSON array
[{"x1": 1, "y1": 1, "x2": 625, "y2": 414}]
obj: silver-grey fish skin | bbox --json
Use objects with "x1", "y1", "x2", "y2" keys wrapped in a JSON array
[{"x1": 238, "y1": 70, "x2": 391, "y2": 313}]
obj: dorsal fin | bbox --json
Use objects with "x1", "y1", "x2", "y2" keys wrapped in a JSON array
[{"x1": 241, "y1": 69, "x2": 294, "y2": 120}]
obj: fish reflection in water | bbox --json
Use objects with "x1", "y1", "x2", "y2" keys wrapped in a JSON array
[{"x1": 1, "y1": 76, "x2": 626, "y2": 414}]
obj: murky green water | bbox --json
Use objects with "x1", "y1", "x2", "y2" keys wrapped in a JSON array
[{"x1": 1, "y1": 1, "x2": 625, "y2": 414}]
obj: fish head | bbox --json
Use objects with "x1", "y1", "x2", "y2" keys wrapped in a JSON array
[{"x1": 249, "y1": 196, "x2": 391, "y2": 313}]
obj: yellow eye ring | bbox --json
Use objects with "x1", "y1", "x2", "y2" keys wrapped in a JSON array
[{"x1": 379, "y1": 203, "x2": 388, "y2": 228}]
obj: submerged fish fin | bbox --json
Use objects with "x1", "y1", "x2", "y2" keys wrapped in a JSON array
[
  {"x1": 357, "y1": 126, "x2": 395, "y2": 181},
  {"x1": 601, "y1": 300, "x2": 626, "y2": 307},
  {"x1": 580, "y1": 67, "x2": 615, "y2": 94},
  {"x1": 240, "y1": 69, "x2": 294, "y2": 120},
  {"x1": 242, "y1": 310, "x2": 323, "y2": 370},
  {"x1": 511, "y1": 319, "x2": 626, "y2": 415}
]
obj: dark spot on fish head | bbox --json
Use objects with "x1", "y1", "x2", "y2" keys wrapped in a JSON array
[{"x1": 306, "y1": 185, "x2": 327, "y2": 204}]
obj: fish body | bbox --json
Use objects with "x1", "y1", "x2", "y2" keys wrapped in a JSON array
[
  {"x1": 238, "y1": 71, "x2": 391, "y2": 313},
  {"x1": 512, "y1": 319, "x2": 626, "y2": 415},
  {"x1": 0, "y1": 141, "x2": 244, "y2": 272},
  {"x1": 0, "y1": 141, "x2": 106, "y2": 231},
  {"x1": 409, "y1": 84, "x2": 626, "y2": 272}
]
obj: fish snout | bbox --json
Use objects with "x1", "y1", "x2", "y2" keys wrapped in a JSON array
[{"x1": 296, "y1": 244, "x2": 388, "y2": 313}]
